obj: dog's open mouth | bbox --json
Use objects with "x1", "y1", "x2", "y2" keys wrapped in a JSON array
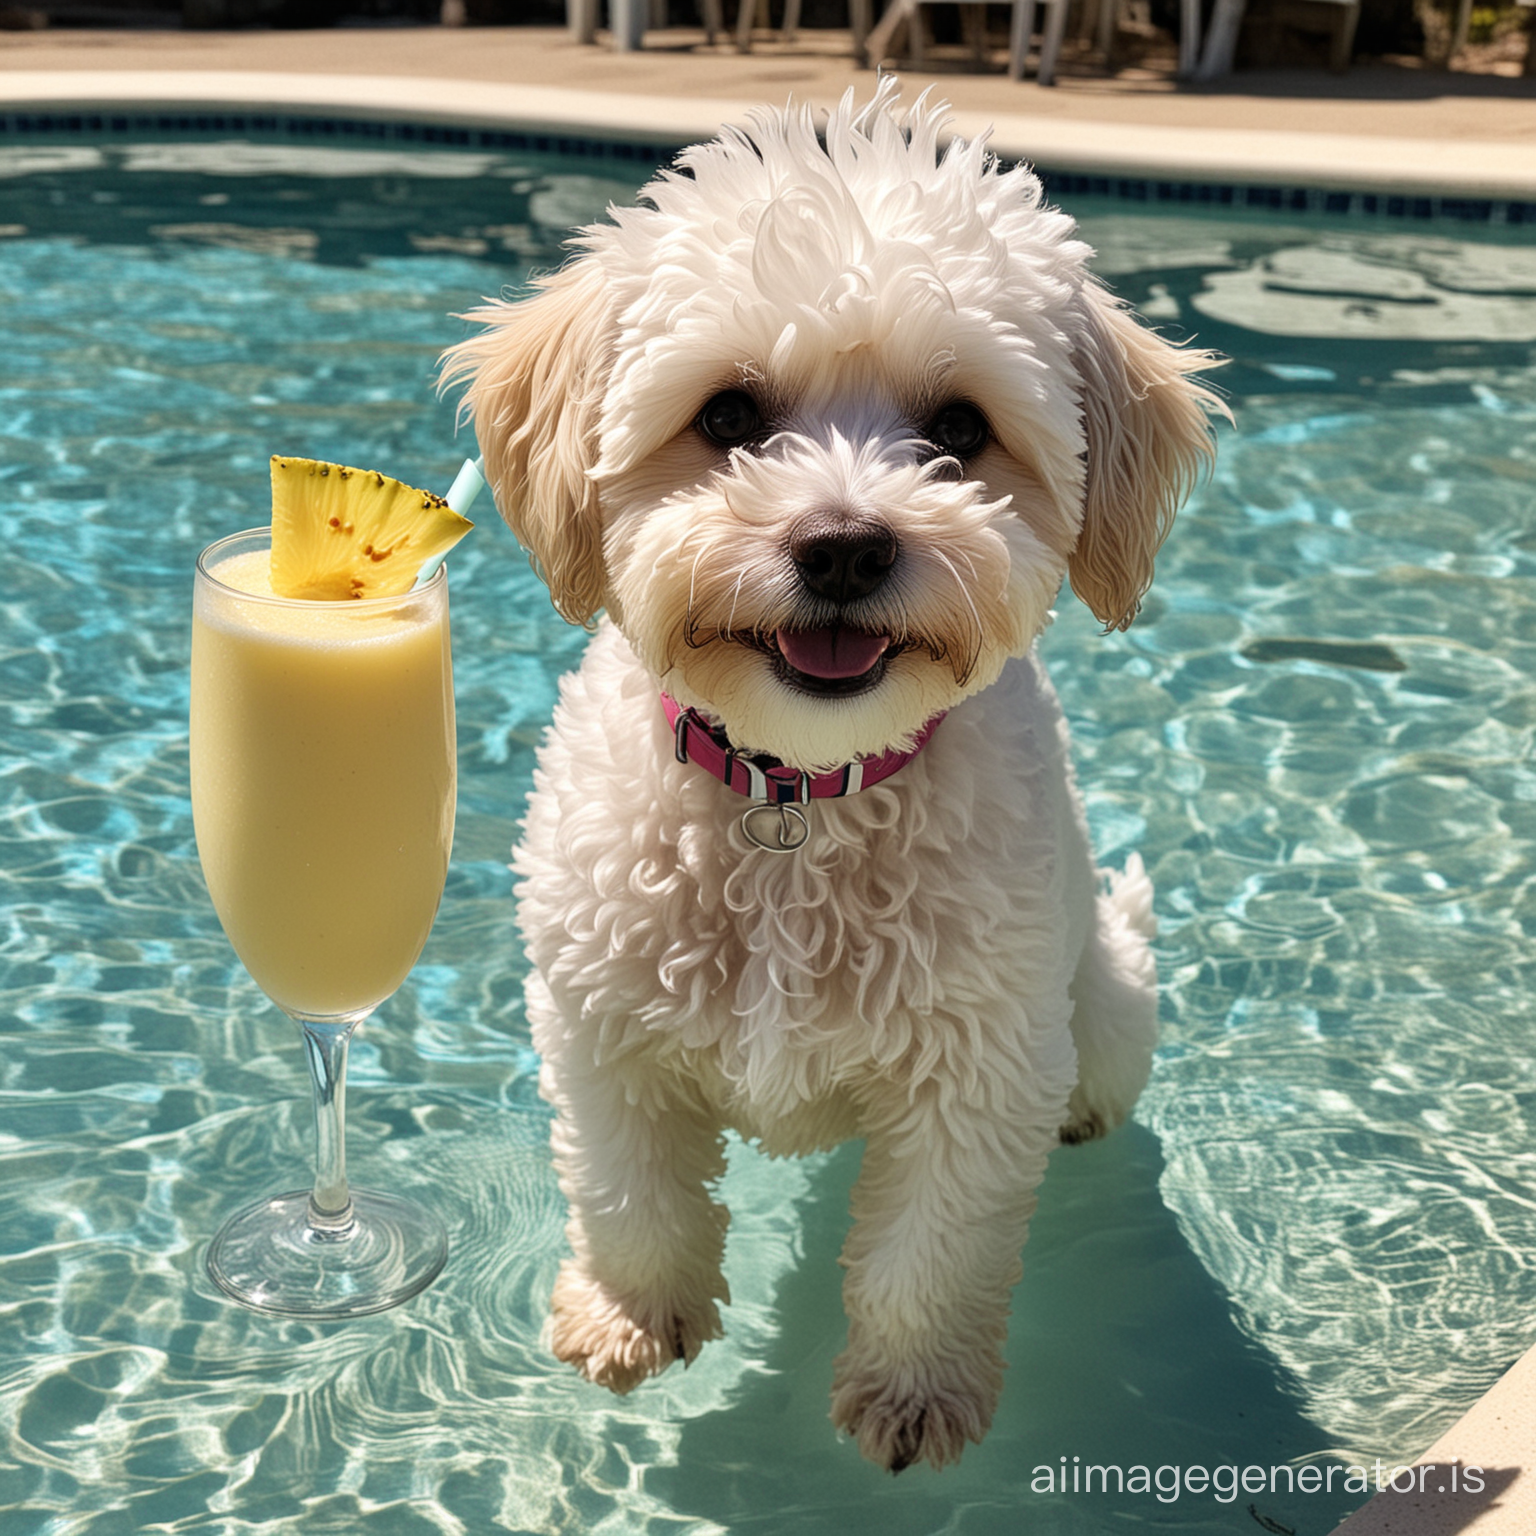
[{"x1": 772, "y1": 626, "x2": 892, "y2": 697}]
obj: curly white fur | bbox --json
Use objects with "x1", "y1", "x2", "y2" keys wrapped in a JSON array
[{"x1": 442, "y1": 82, "x2": 1221, "y2": 1473}]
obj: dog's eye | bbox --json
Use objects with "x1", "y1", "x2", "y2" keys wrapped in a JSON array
[
  {"x1": 926, "y1": 402, "x2": 990, "y2": 460},
  {"x1": 697, "y1": 391, "x2": 763, "y2": 448}
]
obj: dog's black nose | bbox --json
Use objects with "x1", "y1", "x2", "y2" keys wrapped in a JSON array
[{"x1": 789, "y1": 516, "x2": 897, "y2": 604}]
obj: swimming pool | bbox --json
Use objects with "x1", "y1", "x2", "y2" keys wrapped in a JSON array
[{"x1": 2, "y1": 127, "x2": 1535, "y2": 1535}]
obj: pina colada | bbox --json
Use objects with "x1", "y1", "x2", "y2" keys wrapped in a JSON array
[
  {"x1": 193, "y1": 513, "x2": 462, "y2": 1319},
  {"x1": 191, "y1": 547, "x2": 455, "y2": 1019}
]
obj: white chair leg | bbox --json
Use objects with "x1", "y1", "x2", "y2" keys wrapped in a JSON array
[
  {"x1": 701, "y1": 0, "x2": 722, "y2": 39},
  {"x1": 1177, "y1": 0, "x2": 1201, "y2": 75},
  {"x1": 1330, "y1": 0, "x2": 1360, "y2": 70},
  {"x1": 1095, "y1": 0, "x2": 1117, "y2": 57},
  {"x1": 1194, "y1": 0, "x2": 1245, "y2": 77},
  {"x1": 1008, "y1": 0, "x2": 1037, "y2": 76},
  {"x1": 611, "y1": 0, "x2": 646, "y2": 48},
  {"x1": 863, "y1": 0, "x2": 923, "y2": 67},
  {"x1": 736, "y1": 0, "x2": 756, "y2": 49},
  {"x1": 1036, "y1": 0, "x2": 1068, "y2": 81},
  {"x1": 782, "y1": 0, "x2": 801, "y2": 38},
  {"x1": 568, "y1": 0, "x2": 597, "y2": 44},
  {"x1": 959, "y1": 1, "x2": 988, "y2": 63},
  {"x1": 1450, "y1": 0, "x2": 1474, "y2": 56},
  {"x1": 850, "y1": 0, "x2": 872, "y2": 50}
]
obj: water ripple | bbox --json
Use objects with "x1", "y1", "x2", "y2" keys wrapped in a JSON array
[{"x1": 2, "y1": 148, "x2": 1535, "y2": 1533}]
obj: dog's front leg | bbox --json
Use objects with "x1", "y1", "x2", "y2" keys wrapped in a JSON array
[
  {"x1": 831, "y1": 1064, "x2": 1066, "y2": 1472},
  {"x1": 536, "y1": 1002, "x2": 730, "y2": 1394}
]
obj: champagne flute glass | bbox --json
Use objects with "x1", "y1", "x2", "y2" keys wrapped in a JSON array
[{"x1": 191, "y1": 528, "x2": 453, "y2": 1317}]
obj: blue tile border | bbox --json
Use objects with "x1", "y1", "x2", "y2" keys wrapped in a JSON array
[
  {"x1": 2, "y1": 107, "x2": 1533, "y2": 226},
  {"x1": 1034, "y1": 169, "x2": 1535, "y2": 226},
  {"x1": 0, "y1": 108, "x2": 676, "y2": 165}
]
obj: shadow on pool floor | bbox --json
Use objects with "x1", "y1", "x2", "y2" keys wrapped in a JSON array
[{"x1": 651, "y1": 1124, "x2": 1366, "y2": 1535}]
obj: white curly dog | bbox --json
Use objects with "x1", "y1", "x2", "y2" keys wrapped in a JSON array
[{"x1": 443, "y1": 83, "x2": 1220, "y2": 1473}]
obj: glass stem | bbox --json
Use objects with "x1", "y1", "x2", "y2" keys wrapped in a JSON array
[{"x1": 298, "y1": 1019, "x2": 359, "y2": 1236}]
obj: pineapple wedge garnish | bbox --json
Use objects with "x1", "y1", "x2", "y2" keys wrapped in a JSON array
[{"x1": 269, "y1": 455, "x2": 472, "y2": 601}]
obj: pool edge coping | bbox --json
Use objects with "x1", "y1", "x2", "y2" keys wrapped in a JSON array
[
  {"x1": 1333, "y1": 1338, "x2": 1536, "y2": 1534},
  {"x1": 4, "y1": 70, "x2": 1536, "y2": 202}
]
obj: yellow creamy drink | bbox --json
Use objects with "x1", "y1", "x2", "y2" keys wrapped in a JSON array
[{"x1": 191, "y1": 543, "x2": 455, "y2": 1018}]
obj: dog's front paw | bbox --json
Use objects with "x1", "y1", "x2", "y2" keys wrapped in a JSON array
[
  {"x1": 549, "y1": 1261, "x2": 724, "y2": 1395},
  {"x1": 830, "y1": 1350, "x2": 1000, "y2": 1472},
  {"x1": 1060, "y1": 1055, "x2": 1145, "y2": 1144},
  {"x1": 1059, "y1": 1089, "x2": 1112, "y2": 1145}
]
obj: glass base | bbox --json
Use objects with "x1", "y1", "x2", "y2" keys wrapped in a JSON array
[{"x1": 206, "y1": 1187, "x2": 448, "y2": 1319}]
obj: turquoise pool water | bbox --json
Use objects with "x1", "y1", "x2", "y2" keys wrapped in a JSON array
[{"x1": 2, "y1": 135, "x2": 1534, "y2": 1535}]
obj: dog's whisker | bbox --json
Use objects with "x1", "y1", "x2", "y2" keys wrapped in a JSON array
[
  {"x1": 687, "y1": 545, "x2": 708, "y2": 619},
  {"x1": 724, "y1": 570, "x2": 749, "y2": 637},
  {"x1": 922, "y1": 550, "x2": 986, "y2": 684}
]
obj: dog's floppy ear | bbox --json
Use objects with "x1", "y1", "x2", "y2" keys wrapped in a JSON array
[
  {"x1": 1067, "y1": 281, "x2": 1224, "y2": 631},
  {"x1": 440, "y1": 258, "x2": 613, "y2": 627}
]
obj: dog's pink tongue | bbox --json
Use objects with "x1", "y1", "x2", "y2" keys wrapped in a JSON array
[{"x1": 776, "y1": 626, "x2": 890, "y2": 680}]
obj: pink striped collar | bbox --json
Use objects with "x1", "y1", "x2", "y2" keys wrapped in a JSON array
[{"x1": 661, "y1": 693, "x2": 944, "y2": 806}]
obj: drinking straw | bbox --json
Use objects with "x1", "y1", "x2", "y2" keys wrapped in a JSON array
[{"x1": 415, "y1": 456, "x2": 485, "y2": 585}]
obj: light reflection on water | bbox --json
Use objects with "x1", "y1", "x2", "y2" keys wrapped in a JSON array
[{"x1": 1, "y1": 139, "x2": 1534, "y2": 1534}]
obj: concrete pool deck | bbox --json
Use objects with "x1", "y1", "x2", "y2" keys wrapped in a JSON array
[
  {"x1": 1, "y1": 21, "x2": 1535, "y2": 1534},
  {"x1": 1, "y1": 23, "x2": 1534, "y2": 197}
]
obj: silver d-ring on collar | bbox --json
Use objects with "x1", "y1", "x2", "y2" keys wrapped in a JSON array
[{"x1": 741, "y1": 803, "x2": 811, "y2": 853}]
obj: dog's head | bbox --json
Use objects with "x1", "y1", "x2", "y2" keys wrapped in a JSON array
[{"x1": 442, "y1": 85, "x2": 1221, "y2": 772}]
